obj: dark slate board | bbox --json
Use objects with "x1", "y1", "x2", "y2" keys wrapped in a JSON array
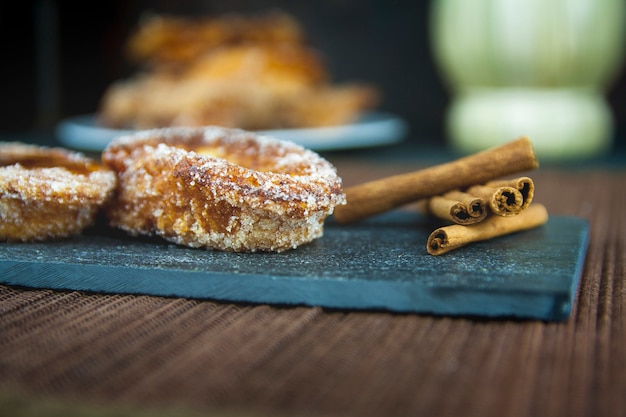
[{"x1": 0, "y1": 212, "x2": 588, "y2": 321}]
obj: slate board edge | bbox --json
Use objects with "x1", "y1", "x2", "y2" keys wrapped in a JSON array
[
  {"x1": 1, "y1": 258, "x2": 572, "y2": 321},
  {"x1": 0, "y1": 214, "x2": 590, "y2": 322}
]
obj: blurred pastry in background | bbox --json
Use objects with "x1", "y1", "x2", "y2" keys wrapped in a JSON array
[
  {"x1": 98, "y1": 11, "x2": 379, "y2": 131},
  {"x1": 125, "y1": 11, "x2": 306, "y2": 70}
]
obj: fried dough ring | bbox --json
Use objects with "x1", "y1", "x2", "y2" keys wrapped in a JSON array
[
  {"x1": 98, "y1": 12, "x2": 379, "y2": 131},
  {"x1": 102, "y1": 127, "x2": 346, "y2": 252},
  {"x1": 0, "y1": 142, "x2": 117, "y2": 241},
  {"x1": 126, "y1": 11, "x2": 305, "y2": 68}
]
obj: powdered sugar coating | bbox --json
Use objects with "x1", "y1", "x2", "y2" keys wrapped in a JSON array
[
  {"x1": 103, "y1": 126, "x2": 346, "y2": 252},
  {"x1": 0, "y1": 142, "x2": 117, "y2": 241}
]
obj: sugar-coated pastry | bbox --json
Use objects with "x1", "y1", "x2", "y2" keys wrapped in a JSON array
[
  {"x1": 102, "y1": 127, "x2": 346, "y2": 252},
  {"x1": 0, "y1": 142, "x2": 117, "y2": 241},
  {"x1": 98, "y1": 11, "x2": 379, "y2": 132}
]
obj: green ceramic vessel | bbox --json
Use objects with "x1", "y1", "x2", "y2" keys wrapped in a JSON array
[{"x1": 430, "y1": 0, "x2": 626, "y2": 159}]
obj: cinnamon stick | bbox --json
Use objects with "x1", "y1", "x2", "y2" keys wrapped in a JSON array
[
  {"x1": 426, "y1": 191, "x2": 487, "y2": 225},
  {"x1": 426, "y1": 203, "x2": 548, "y2": 255},
  {"x1": 486, "y1": 176, "x2": 534, "y2": 212},
  {"x1": 465, "y1": 184, "x2": 523, "y2": 216},
  {"x1": 333, "y1": 137, "x2": 538, "y2": 223}
]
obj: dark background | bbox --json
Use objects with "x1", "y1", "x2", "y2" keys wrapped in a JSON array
[{"x1": 1, "y1": 0, "x2": 625, "y2": 150}]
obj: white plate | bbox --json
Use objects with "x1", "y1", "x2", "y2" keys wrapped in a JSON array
[{"x1": 55, "y1": 112, "x2": 408, "y2": 152}]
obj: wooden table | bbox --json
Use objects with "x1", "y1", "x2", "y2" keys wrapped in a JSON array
[{"x1": 1, "y1": 142, "x2": 625, "y2": 417}]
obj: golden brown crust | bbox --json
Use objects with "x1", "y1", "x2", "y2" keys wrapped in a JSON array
[
  {"x1": 102, "y1": 127, "x2": 346, "y2": 252},
  {"x1": 98, "y1": 75, "x2": 377, "y2": 131},
  {"x1": 0, "y1": 142, "x2": 117, "y2": 241},
  {"x1": 126, "y1": 11, "x2": 305, "y2": 68},
  {"x1": 98, "y1": 12, "x2": 379, "y2": 131}
]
